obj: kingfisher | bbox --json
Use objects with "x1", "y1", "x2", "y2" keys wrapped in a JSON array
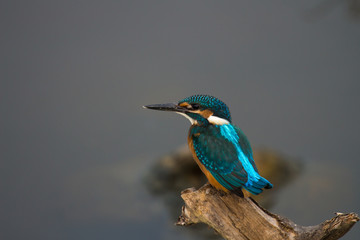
[{"x1": 144, "y1": 95, "x2": 273, "y2": 196}]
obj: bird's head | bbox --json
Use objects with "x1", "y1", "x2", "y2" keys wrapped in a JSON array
[{"x1": 144, "y1": 95, "x2": 231, "y2": 125}]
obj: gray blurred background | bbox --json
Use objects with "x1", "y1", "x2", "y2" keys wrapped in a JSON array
[{"x1": 1, "y1": 1, "x2": 359, "y2": 239}]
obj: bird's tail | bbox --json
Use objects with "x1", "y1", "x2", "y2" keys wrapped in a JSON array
[{"x1": 244, "y1": 176, "x2": 273, "y2": 195}]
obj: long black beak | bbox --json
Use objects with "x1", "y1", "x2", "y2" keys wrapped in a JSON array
[{"x1": 143, "y1": 103, "x2": 187, "y2": 113}]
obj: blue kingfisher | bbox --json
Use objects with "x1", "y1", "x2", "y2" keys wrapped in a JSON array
[{"x1": 144, "y1": 95, "x2": 273, "y2": 196}]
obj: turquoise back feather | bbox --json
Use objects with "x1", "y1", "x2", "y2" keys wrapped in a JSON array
[{"x1": 190, "y1": 124, "x2": 273, "y2": 195}]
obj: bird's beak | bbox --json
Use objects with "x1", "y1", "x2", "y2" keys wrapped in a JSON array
[{"x1": 143, "y1": 103, "x2": 188, "y2": 113}]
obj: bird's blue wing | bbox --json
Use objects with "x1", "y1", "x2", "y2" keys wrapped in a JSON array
[
  {"x1": 233, "y1": 125, "x2": 273, "y2": 192},
  {"x1": 233, "y1": 125, "x2": 258, "y2": 173},
  {"x1": 191, "y1": 124, "x2": 272, "y2": 195},
  {"x1": 190, "y1": 125, "x2": 249, "y2": 193}
]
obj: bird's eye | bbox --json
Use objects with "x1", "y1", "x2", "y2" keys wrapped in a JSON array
[{"x1": 191, "y1": 104, "x2": 200, "y2": 110}]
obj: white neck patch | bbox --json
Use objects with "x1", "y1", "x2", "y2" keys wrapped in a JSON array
[
  {"x1": 176, "y1": 112, "x2": 229, "y2": 126},
  {"x1": 207, "y1": 115, "x2": 230, "y2": 125},
  {"x1": 176, "y1": 112, "x2": 197, "y2": 125}
]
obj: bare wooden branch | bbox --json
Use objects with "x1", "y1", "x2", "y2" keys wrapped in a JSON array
[{"x1": 176, "y1": 184, "x2": 359, "y2": 240}]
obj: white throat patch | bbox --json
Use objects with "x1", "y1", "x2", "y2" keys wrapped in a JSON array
[
  {"x1": 176, "y1": 112, "x2": 197, "y2": 125},
  {"x1": 176, "y1": 112, "x2": 229, "y2": 125}
]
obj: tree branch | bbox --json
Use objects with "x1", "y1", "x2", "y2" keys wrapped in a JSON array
[{"x1": 176, "y1": 184, "x2": 359, "y2": 240}]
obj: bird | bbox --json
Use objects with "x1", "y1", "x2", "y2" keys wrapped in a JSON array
[{"x1": 144, "y1": 94, "x2": 273, "y2": 196}]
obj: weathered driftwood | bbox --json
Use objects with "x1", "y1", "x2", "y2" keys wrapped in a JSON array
[{"x1": 176, "y1": 184, "x2": 359, "y2": 240}]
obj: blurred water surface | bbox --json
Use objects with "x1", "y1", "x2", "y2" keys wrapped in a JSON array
[{"x1": 1, "y1": 1, "x2": 359, "y2": 240}]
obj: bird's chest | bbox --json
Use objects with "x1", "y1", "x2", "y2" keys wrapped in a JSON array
[
  {"x1": 187, "y1": 126, "x2": 212, "y2": 172},
  {"x1": 187, "y1": 126, "x2": 229, "y2": 192}
]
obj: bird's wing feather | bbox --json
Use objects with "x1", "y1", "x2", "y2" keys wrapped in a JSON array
[
  {"x1": 233, "y1": 126, "x2": 259, "y2": 173},
  {"x1": 191, "y1": 125, "x2": 249, "y2": 190}
]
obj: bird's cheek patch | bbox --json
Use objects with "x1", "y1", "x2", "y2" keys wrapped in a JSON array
[
  {"x1": 199, "y1": 109, "x2": 213, "y2": 119},
  {"x1": 179, "y1": 102, "x2": 191, "y2": 108},
  {"x1": 186, "y1": 109, "x2": 213, "y2": 118}
]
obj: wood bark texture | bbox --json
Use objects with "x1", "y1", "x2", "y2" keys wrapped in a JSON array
[{"x1": 176, "y1": 184, "x2": 359, "y2": 240}]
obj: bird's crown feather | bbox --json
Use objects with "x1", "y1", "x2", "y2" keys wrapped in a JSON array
[{"x1": 178, "y1": 95, "x2": 232, "y2": 123}]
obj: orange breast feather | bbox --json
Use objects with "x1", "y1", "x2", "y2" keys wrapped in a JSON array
[{"x1": 188, "y1": 134, "x2": 229, "y2": 193}]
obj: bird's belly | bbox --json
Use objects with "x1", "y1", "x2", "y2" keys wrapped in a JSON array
[{"x1": 188, "y1": 138, "x2": 229, "y2": 193}]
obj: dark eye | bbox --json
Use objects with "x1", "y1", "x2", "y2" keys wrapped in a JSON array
[{"x1": 191, "y1": 103, "x2": 200, "y2": 110}]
